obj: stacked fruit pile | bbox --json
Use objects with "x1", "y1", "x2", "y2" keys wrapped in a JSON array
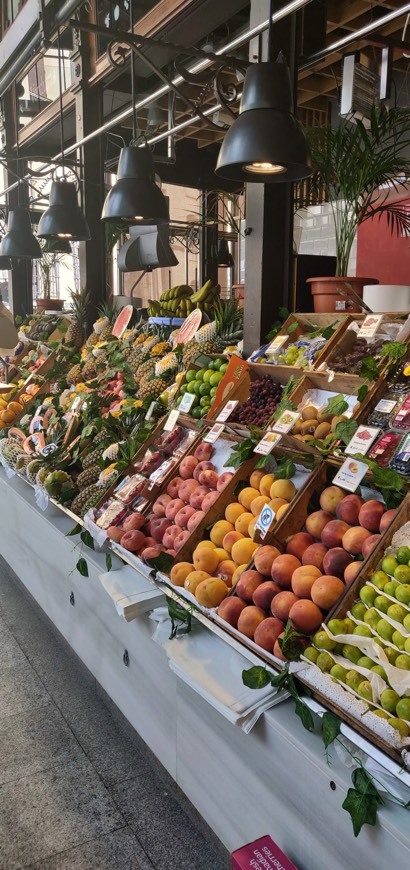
[
  {"x1": 327, "y1": 336, "x2": 385, "y2": 374},
  {"x1": 177, "y1": 359, "x2": 228, "y2": 418},
  {"x1": 292, "y1": 402, "x2": 352, "y2": 445},
  {"x1": 132, "y1": 425, "x2": 193, "y2": 478},
  {"x1": 269, "y1": 337, "x2": 327, "y2": 369},
  {"x1": 229, "y1": 376, "x2": 283, "y2": 427},
  {"x1": 148, "y1": 281, "x2": 220, "y2": 318}
]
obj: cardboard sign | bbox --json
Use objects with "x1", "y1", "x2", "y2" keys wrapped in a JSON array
[
  {"x1": 164, "y1": 409, "x2": 180, "y2": 431},
  {"x1": 203, "y1": 423, "x2": 224, "y2": 444},
  {"x1": 344, "y1": 425, "x2": 381, "y2": 456},
  {"x1": 357, "y1": 314, "x2": 384, "y2": 338},
  {"x1": 254, "y1": 432, "x2": 282, "y2": 455},
  {"x1": 271, "y1": 410, "x2": 301, "y2": 434},
  {"x1": 232, "y1": 835, "x2": 299, "y2": 870},
  {"x1": 333, "y1": 457, "x2": 368, "y2": 492},
  {"x1": 216, "y1": 399, "x2": 238, "y2": 423},
  {"x1": 254, "y1": 504, "x2": 276, "y2": 540},
  {"x1": 178, "y1": 391, "x2": 196, "y2": 413},
  {"x1": 265, "y1": 335, "x2": 288, "y2": 355}
]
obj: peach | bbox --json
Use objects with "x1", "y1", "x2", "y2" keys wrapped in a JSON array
[
  {"x1": 302, "y1": 543, "x2": 328, "y2": 571},
  {"x1": 238, "y1": 487, "x2": 261, "y2": 510},
  {"x1": 178, "y1": 479, "x2": 199, "y2": 503},
  {"x1": 199, "y1": 469, "x2": 219, "y2": 489},
  {"x1": 248, "y1": 517, "x2": 257, "y2": 540},
  {"x1": 193, "y1": 548, "x2": 220, "y2": 574},
  {"x1": 271, "y1": 554, "x2": 301, "y2": 588},
  {"x1": 225, "y1": 502, "x2": 245, "y2": 524},
  {"x1": 311, "y1": 575, "x2": 345, "y2": 610},
  {"x1": 319, "y1": 485, "x2": 345, "y2": 514},
  {"x1": 165, "y1": 498, "x2": 185, "y2": 520},
  {"x1": 342, "y1": 526, "x2": 371, "y2": 555},
  {"x1": 143, "y1": 537, "x2": 157, "y2": 549},
  {"x1": 193, "y1": 461, "x2": 214, "y2": 481},
  {"x1": 235, "y1": 512, "x2": 254, "y2": 536},
  {"x1": 344, "y1": 561, "x2": 362, "y2": 584},
  {"x1": 163, "y1": 525, "x2": 183, "y2": 549},
  {"x1": 253, "y1": 545, "x2": 282, "y2": 576},
  {"x1": 336, "y1": 493, "x2": 364, "y2": 525},
  {"x1": 273, "y1": 632, "x2": 287, "y2": 662},
  {"x1": 362, "y1": 534, "x2": 381, "y2": 559},
  {"x1": 106, "y1": 525, "x2": 124, "y2": 543},
  {"x1": 223, "y1": 530, "x2": 245, "y2": 553},
  {"x1": 250, "y1": 495, "x2": 270, "y2": 517},
  {"x1": 174, "y1": 530, "x2": 191, "y2": 551},
  {"x1": 194, "y1": 442, "x2": 213, "y2": 461},
  {"x1": 217, "y1": 560, "x2": 236, "y2": 585},
  {"x1": 175, "y1": 505, "x2": 196, "y2": 528},
  {"x1": 231, "y1": 538, "x2": 259, "y2": 566},
  {"x1": 271, "y1": 591, "x2": 299, "y2": 622},
  {"x1": 276, "y1": 504, "x2": 289, "y2": 520},
  {"x1": 123, "y1": 512, "x2": 146, "y2": 532},
  {"x1": 254, "y1": 617, "x2": 285, "y2": 651},
  {"x1": 150, "y1": 518, "x2": 172, "y2": 543},
  {"x1": 286, "y1": 532, "x2": 315, "y2": 560},
  {"x1": 179, "y1": 455, "x2": 199, "y2": 479},
  {"x1": 195, "y1": 540, "x2": 216, "y2": 551},
  {"x1": 235, "y1": 569, "x2": 264, "y2": 603},
  {"x1": 379, "y1": 509, "x2": 397, "y2": 533},
  {"x1": 166, "y1": 476, "x2": 183, "y2": 498},
  {"x1": 291, "y1": 565, "x2": 322, "y2": 598},
  {"x1": 269, "y1": 498, "x2": 288, "y2": 513},
  {"x1": 216, "y1": 472, "x2": 234, "y2": 492},
  {"x1": 210, "y1": 519, "x2": 234, "y2": 547},
  {"x1": 213, "y1": 548, "x2": 230, "y2": 562},
  {"x1": 270, "y1": 479, "x2": 296, "y2": 501},
  {"x1": 152, "y1": 494, "x2": 172, "y2": 517},
  {"x1": 358, "y1": 500, "x2": 385, "y2": 532},
  {"x1": 202, "y1": 491, "x2": 220, "y2": 511},
  {"x1": 237, "y1": 605, "x2": 266, "y2": 639},
  {"x1": 232, "y1": 564, "x2": 247, "y2": 585},
  {"x1": 249, "y1": 469, "x2": 265, "y2": 489},
  {"x1": 170, "y1": 562, "x2": 194, "y2": 586},
  {"x1": 141, "y1": 546, "x2": 164, "y2": 561},
  {"x1": 189, "y1": 486, "x2": 210, "y2": 509},
  {"x1": 321, "y1": 519, "x2": 350, "y2": 549},
  {"x1": 121, "y1": 530, "x2": 146, "y2": 552},
  {"x1": 323, "y1": 547, "x2": 353, "y2": 579},
  {"x1": 184, "y1": 570, "x2": 211, "y2": 594},
  {"x1": 289, "y1": 599, "x2": 323, "y2": 634},
  {"x1": 217, "y1": 596, "x2": 247, "y2": 627},
  {"x1": 259, "y1": 473, "x2": 276, "y2": 497},
  {"x1": 187, "y1": 510, "x2": 205, "y2": 532},
  {"x1": 252, "y1": 580, "x2": 281, "y2": 610},
  {"x1": 305, "y1": 510, "x2": 333, "y2": 539},
  {"x1": 195, "y1": 577, "x2": 229, "y2": 608}
]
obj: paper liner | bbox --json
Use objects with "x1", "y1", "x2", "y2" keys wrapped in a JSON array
[{"x1": 321, "y1": 623, "x2": 410, "y2": 696}]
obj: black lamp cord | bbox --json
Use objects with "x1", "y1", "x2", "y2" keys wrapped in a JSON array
[
  {"x1": 130, "y1": 2, "x2": 137, "y2": 142},
  {"x1": 57, "y1": 27, "x2": 65, "y2": 172},
  {"x1": 268, "y1": 0, "x2": 273, "y2": 63}
]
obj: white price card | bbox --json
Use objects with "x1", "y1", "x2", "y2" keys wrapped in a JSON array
[
  {"x1": 265, "y1": 335, "x2": 288, "y2": 355},
  {"x1": 271, "y1": 410, "x2": 301, "y2": 434},
  {"x1": 344, "y1": 425, "x2": 381, "y2": 456},
  {"x1": 332, "y1": 457, "x2": 368, "y2": 492},
  {"x1": 216, "y1": 400, "x2": 238, "y2": 423},
  {"x1": 203, "y1": 423, "x2": 224, "y2": 444},
  {"x1": 164, "y1": 409, "x2": 180, "y2": 431},
  {"x1": 254, "y1": 432, "x2": 282, "y2": 455},
  {"x1": 357, "y1": 314, "x2": 384, "y2": 338},
  {"x1": 374, "y1": 398, "x2": 397, "y2": 414},
  {"x1": 178, "y1": 391, "x2": 196, "y2": 413},
  {"x1": 149, "y1": 459, "x2": 173, "y2": 486},
  {"x1": 255, "y1": 504, "x2": 276, "y2": 540},
  {"x1": 145, "y1": 401, "x2": 157, "y2": 421}
]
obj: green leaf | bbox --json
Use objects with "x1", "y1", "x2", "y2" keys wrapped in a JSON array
[
  {"x1": 352, "y1": 768, "x2": 384, "y2": 805},
  {"x1": 242, "y1": 666, "x2": 271, "y2": 690},
  {"x1": 105, "y1": 552, "x2": 112, "y2": 572},
  {"x1": 269, "y1": 667, "x2": 291, "y2": 691},
  {"x1": 287, "y1": 321, "x2": 299, "y2": 334},
  {"x1": 357, "y1": 384, "x2": 369, "y2": 404},
  {"x1": 273, "y1": 397, "x2": 297, "y2": 422},
  {"x1": 379, "y1": 341, "x2": 407, "y2": 360},
  {"x1": 279, "y1": 620, "x2": 306, "y2": 662},
  {"x1": 321, "y1": 324, "x2": 336, "y2": 340},
  {"x1": 255, "y1": 454, "x2": 271, "y2": 469},
  {"x1": 274, "y1": 459, "x2": 296, "y2": 480},
  {"x1": 66, "y1": 522, "x2": 82, "y2": 537},
  {"x1": 334, "y1": 418, "x2": 358, "y2": 445},
  {"x1": 360, "y1": 357, "x2": 379, "y2": 382},
  {"x1": 80, "y1": 530, "x2": 95, "y2": 550},
  {"x1": 76, "y1": 557, "x2": 89, "y2": 577},
  {"x1": 278, "y1": 306, "x2": 290, "y2": 322},
  {"x1": 225, "y1": 438, "x2": 256, "y2": 469},
  {"x1": 372, "y1": 465, "x2": 403, "y2": 493},
  {"x1": 323, "y1": 394, "x2": 349, "y2": 416},
  {"x1": 167, "y1": 598, "x2": 192, "y2": 639},
  {"x1": 146, "y1": 551, "x2": 174, "y2": 573},
  {"x1": 82, "y1": 424, "x2": 94, "y2": 438},
  {"x1": 294, "y1": 697, "x2": 315, "y2": 732},
  {"x1": 322, "y1": 712, "x2": 341, "y2": 749},
  {"x1": 342, "y1": 788, "x2": 379, "y2": 838}
]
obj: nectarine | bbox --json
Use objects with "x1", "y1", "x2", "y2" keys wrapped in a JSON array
[
  {"x1": 321, "y1": 519, "x2": 350, "y2": 549},
  {"x1": 342, "y1": 526, "x2": 371, "y2": 555},
  {"x1": 271, "y1": 554, "x2": 301, "y2": 588},
  {"x1": 235, "y1": 569, "x2": 263, "y2": 602},
  {"x1": 323, "y1": 547, "x2": 353, "y2": 579},
  {"x1": 305, "y1": 510, "x2": 333, "y2": 539},
  {"x1": 302, "y1": 543, "x2": 328, "y2": 570},
  {"x1": 254, "y1": 617, "x2": 284, "y2": 651},
  {"x1": 319, "y1": 485, "x2": 345, "y2": 514},
  {"x1": 358, "y1": 500, "x2": 385, "y2": 532},
  {"x1": 336, "y1": 493, "x2": 364, "y2": 525},
  {"x1": 286, "y1": 532, "x2": 314, "y2": 560},
  {"x1": 237, "y1": 605, "x2": 266, "y2": 639},
  {"x1": 311, "y1": 575, "x2": 345, "y2": 610},
  {"x1": 217, "y1": 596, "x2": 247, "y2": 627},
  {"x1": 291, "y1": 565, "x2": 321, "y2": 598},
  {"x1": 271, "y1": 590, "x2": 299, "y2": 621},
  {"x1": 289, "y1": 599, "x2": 323, "y2": 633},
  {"x1": 252, "y1": 580, "x2": 281, "y2": 610},
  {"x1": 253, "y1": 545, "x2": 282, "y2": 575}
]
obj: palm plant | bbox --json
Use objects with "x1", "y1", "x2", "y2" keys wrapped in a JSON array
[{"x1": 305, "y1": 105, "x2": 410, "y2": 276}]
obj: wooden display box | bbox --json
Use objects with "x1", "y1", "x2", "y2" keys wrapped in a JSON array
[
  {"x1": 206, "y1": 355, "x2": 296, "y2": 428},
  {"x1": 319, "y1": 314, "x2": 410, "y2": 382}
]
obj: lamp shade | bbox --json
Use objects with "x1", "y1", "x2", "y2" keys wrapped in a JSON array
[
  {"x1": 0, "y1": 208, "x2": 42, "y2": 259},
  {"x1": 37, "y1": 180, "x2": 90, "y2": 241},
  {"x1": 0, "y1": 256, "x2": 12, "y2": 269},
  {"x1": 215, "y1": 62, "x2": 312, "y2": 183},
  {"x1": 102, "y1": 146, "x2": 169, "y2": 225},
  {"x1": 42, "y1": 238, "x2": 72, "y2": 255},
  {"x1": 118, "y1": 223, "x2": 178, "y2": 272},
  {"x1": 215, "y1": 237, "x2": 234, "y2": 268}
]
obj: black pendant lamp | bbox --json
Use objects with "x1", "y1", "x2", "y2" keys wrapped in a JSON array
[
  {"x1": 214, "y1": 237, "x2": 234, "y2": 268},
  {"x1": 42, "y1": 238, "x2": 72, "y2": 255},
  {"x1": 0, "y1": 208, "x2": 42, "y2": 259},
  {"x1": 38, "y1": 180, "x2": 90, "y2": 241},
  {"x1": 0, "y1": 255, "x2": 12, "y2": 269}
]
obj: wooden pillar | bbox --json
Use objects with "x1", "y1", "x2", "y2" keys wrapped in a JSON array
[
  {"x1": 200, "y1": 191, "x2": 218, "y2": 288},
  {"x1": 243, "y1": 0, "x2": 297, "y2": 357}
]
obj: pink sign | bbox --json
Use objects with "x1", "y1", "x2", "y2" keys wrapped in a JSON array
[{"x1": 232, "y1": 836, "x2": 299, "y2": 870}]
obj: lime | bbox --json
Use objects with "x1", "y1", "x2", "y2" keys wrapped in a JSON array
[
  {"x1": 304, "y1": 646, "x2": 319, "y2": 663},
  {"x1": 179, "y1": 384, "x2": 188, "y2": 395},
  {"x1": 193, "y1": 382, "x2": 202, "y2": 395},
  {"x1": 395, "y1": 583, "x2": 410, "y2": 605},
  {"x1": 396, "y1": 698, "x2": 410, "y2": 720},
  {"x1": 372, "y1": 570, "x2": 390, "y2": 589},
  {"x1": 203, "y1": 370, "x2": 213, "y2": 383},
  {"x1": 358, "y1": 681, "x2": 373, "y2": 701},
  {"x1": 404, "y1": 613, "x2": 410, "y2": 631},
  {"x1": 372, "y1": 709, "x2": 389, "y2": 720},
  {"x1": 394, "y1": 564, "x2": 410, "y2": 584},
  {"x1": 213, "y1": 358, "x2": 225, "y2": 370},
  {"x1": 200, "y1": 396, "x2": 211, "y2": 407},
  {"x1": 186, "y1": 369, "x2": 197, "y2": 383},
  {"x1": 191, "y1": 406, "x2": 201, "y2": 418},
  {"x1": 196, "y1": 369, "x2": 207, "y2": 381},
  {"x1": 199, "y1": 382, "x2": 211, "y2": 396},
  {"x1": 371, "y1": 665, "x2": 387, "y2": 680},
  {"x1": 210, "y1": 386, "x2": 218, "y2": 397},
  {"x1": 381, "y1": 556, "x2": 398, "y2": 576},
  {"x1": 312, "y1": 630, "x2": 336, "y2": 651},
  {"x1": 199, "y1": 406, "x2": 209, "y2": 417},
  {"x1": 207, "y1": 360, "x2": 215, "y2": 370},
  {"x1": 219, "y1": 363, "x2": 228, "y2": 373},
  {"x1": 209, "y1": 371, "x2": 223, "y2": 387},
  {"x1": 397, "y1": 546, "x2": 410, "y2": 564},
  {"x1": 187, "y1": 382, "x2": 197, "y2": 394}
]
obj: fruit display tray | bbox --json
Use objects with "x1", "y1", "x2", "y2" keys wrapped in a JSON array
[
  {"x1": 255, "y1": 312, "x2": 351, "y2": 373},
  {"x1": 318, "y1": 316, "x2": 410, "y2": 382},
  {"x1": 206, "y1": 356, "x2": 295, "y2": 431}
]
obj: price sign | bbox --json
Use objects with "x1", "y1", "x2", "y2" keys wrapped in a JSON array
[
  {"x1": 254, "y1": 432, "x2": 282, "y2": 455},
  {"x1": 374, "y1": 398, "x2": 397, "y2": 414},
  {"x1": 357, "y1": 314, "x2": 384, "y2": 338},
  {"x1": 254, "y1": 504, "x2": 276, "y2": 540},
  {"x1": 145, "y1": 401, "x2": 157, "y2": 422},
  {"x1": 178, "y1": 392, "x2": 196, "y2": 413},
  {"x1": 164, "y1": 409, "x2": 180, "y2": 431},
  {"x1": 271, "y1": 410, "x2": 301, "y2": 434},
  {"x1": 216, "y1": 400, "x2": 238, "y2": 423},
  {"x1": 265, "y1": 335, "x2": 288, "y2": 355},
  {"x1": 344, "y1": 425, "x2": 381, "y2": 456},
  {"x1": 203, "y1": 423, "x2": 225, "y2": 444},
  {"x1": 332, "y1": 458, "x2": 368, "y2": 492}
]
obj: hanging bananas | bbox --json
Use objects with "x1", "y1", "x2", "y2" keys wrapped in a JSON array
[{"x1": 148, "y1": 281, "x2": 220, "y2": 318}]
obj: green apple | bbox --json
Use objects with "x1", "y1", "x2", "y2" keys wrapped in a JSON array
[
  {"x1": 327, "y1": 618, "x2": 348, "y2": 636},
  {"x1": 395, "y1": 583, "x2": 410, "y2": 605},
  {"x1": 403, "y1": 613, "x2": 410, "y2": 632},
  {"x1": 384, "y1": 581, "x2": 398, "y2": 597},
  {"x1": 353, "y1": 624, "x2": 373, "y2": 638},
  {"x1": 388, "y1": 718, "x2": 410, "y2": 738},
  {"x1": 380, "y1": 688, "x2": 400, "y2": 713},
  {"x1": 358, "y1": 680, "x2": 373, "y2": 701},
  {"x1": 384, "y1": 646, "x2": 398, "y2": 665},
  {"x1": 376, "y1": 618, "x2": 394, "y2": 642},
  {"x1": 312, "y1": 630, "x2": 336, "y2": 651},
  {"x1": 342, "y1": 644, "x2": 362, "y2": 664},
  {"x1": 404, "y1": 637, "x2": 410, "y2": 654},
  {"x1": 363, "y1": 608, "x2": 380, "y2": 629},
  {"x1": 396, "y1": 698, "x2": 410, "y2": 720},
  {"x1": 392, "y1": 630, "x2": 406, "y2": 651},
  {"x1": 381, "y1": 558, "x2": 398, "y2": 577},
  {"x1": 360, "y1": 586, "x2": 377, "y2": 607},
  {"x1": 345, "y1": 670, "x2": 362, "y2": 692},
  {"x1": 388, "y1": 603, "x2": 407, "y2": 623},
  {"x1": 374, "y1": 595, "x2": 390, "y2": 614},
  {"x1": 394, "y1": 565, "x2": 410, "y2": 584},
  {"x1": 303, "y1": 646, "x2": 319, "y2": 663},
  {"x1": 371, "y1": 665, "x2": 387, "y2": 680},
  {"x1": 357, "y1": 656, "x2": 374, "y2": 669},
  {"x1": 371, "y1": 708, "x2": 389, "y2": 719},
  {"x1": 374, "y1": 568, "x2": 392, "y2": 587},
  {"x1": 351, "y1": 603, "x2": 367, "y2": 621},
  {"x1": 394, "y1": 654, "x2": 410, "y2": 671},
  {"x1": 397, "y1": 546, "x2": 410, "y2": 565},
  {"x1": 330, "y1": 664, "x2": 348, "y2": 681},
  {"x1": 316, "y1": 652, "x2": 334, "y2": 672}
]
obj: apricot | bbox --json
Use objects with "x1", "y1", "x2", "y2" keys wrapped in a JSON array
[
  {"x1": 217, "y1": 560, "x2": 236, "y2": 585},
  {"x1": 302, "y1": 543, "x2": 328, "y2": 571},
  {"x1": 248, "y1": 517, "x2": 257, "y2": 540},
  {"x1": 289, "y1": 599, "x2": 323, "y2": 633},
  {"x1": 362, "y1": 534, "x2": 381, "y2": 559},
  {"x1": 250, "y1": 495, "x2": 270, "y2": 517},
  {"x1": 271, "y1": 554, "x2": 301, "y2": 588},
  {"x1": 273, "y1": 632, "x2": 287, "y2": 662},
  {"x1": 253, "y1": 545, "x2": 282, "y2": 576},
  {"x1": 259, "y1": 473, "x2": 276, "y2": 496},
  {"x1": 321, "y1": 519, "x2": 350, "y2": 549},
  {"x1": 291, "y1": 565, "x2": 321, "y2": 598},
  {"x1": 179, "y1": 455, "x2": 199, "y2": 479},
  {"x1": 252, "y1": 580, "x2": 281, "y2": 610},
  {"x1": 319, "y1": 485, "x2": 345, "y2": 515},
  {"x1": 235, "y1": 569, "x2": 264, "y2": 602},
  {"x1": 342, "y1": 526, "x2": 371, "y2": 556},
  {"x1": 237, "y1": 605, "x2": 266, "y2": 639},
  {"x1": 184, "y1": 570, "x2": 210, "y2": 593},
  {"x1": 305, "y1": 510, "x2": 333, "y2": 539},
  {"x1": 106, "y1": 525, "x2": 124, "y2": 543},
  {"x1": 379, "y1": 509, "x2": 397, "y2": 533},
  {"x1": 269, "y1": 479, "x2": 296, "y2": 501},
  {"x1": 311, "y1": 575, "x2": 345, "y2": 610},
  {"x1": 276, "y1": 504, "x2": 289, "y2": 520},
  {"x1": 214, "y1": 548, "x2": 230, "y2": 562},
  {"x1": 254, "y1": 617, "x2": 285, "y2": 652},
  {"x1": 271, "y1": 591, "x2": 299, "y2": 621},
  {"x1": 231, "y1": 538, "x2": 258, "y2": 566},
  {"x1": 323, "y1": 547, "x2": 353, "y2": 579},
  {"x1": 217, "y1": 596, "x2": 247, "y2": 627},
  {"x1": 269, "y1": 498, "x2": 288, "y2": 513},
  {"x1": 249, "y1": 469, "x2": 265, "y2": 489},
  {"x1": 358, "y1": 500, "x2": 385, "y2": 532},
  {"x1": 336, "y1": 493, "x2": 364, "y2": 525},
  {"x1": 194, "y1": 540, "x2": 216, "y2": 551},
  {"x1": 195, "y1": 577, "x2": 229, "y2": 608},
  {"x1": 223, "y1": 530, "x2": 245, "y2": 554},
  {"x1": 232, "y1": 564, "x2": 247, "y2": 585},
  {"x1": 286, "y1": 532, "x2": 315, "y2": 560},
  {"x1": 225, "y1": 502, "x2": 245, "y2": 524},
  {"x1": 235, "y1": 512, "x2": 254, "y2": 535},
  {"x1": 344, "y1": 561, "x2": 362, "y2": 584},
  {"x1": 210, "y1": 519, "x2": 234, "y2": 547},
  {"x1": 170, "y1": 562, "x2": 195, "y2": 587},
  {"x1": 193, "y1": 548, "x2": 220, "y2": 574},
  {"x1": 238, "y1": 487, "x2": 261, "y2": 510}
]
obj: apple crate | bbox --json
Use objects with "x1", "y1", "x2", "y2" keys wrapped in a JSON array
[{"x1": 206, "y1": 355, "x2": 295, "y2": 431}]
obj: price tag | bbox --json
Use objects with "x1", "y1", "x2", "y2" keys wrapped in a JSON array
[
  {"x1": 164, "y1": 409, "x2": 180, "y2": 431},
  {"x1": 344, "y1": 425, "x2": 381, "y2": 456},
  {"x1": 149, "y1": 459, "x2": 173, "y2": 485},
  {"x1": 39, "y1": 442, "x2": 58, "y2": 457},
  {"x1": 254, "y1": 432, "x2": 282, "y2": 455},
  {"x1": 203, "y1": 423, "x2": 225, "y2": 444},
  {"x1": 255, "y1": 504, "x2": 276, "y2": 540},
  {"x1": 357, "y1": 314, "x2": 384, "y2": 338},
  {"x1": 216, "y1": 400, "x2": 238, "y2": 423},
  {"x1": 374, "y1": 398, "x2": 397, "y2": 414},
  {"x1": 266, "y1": 335, "x2": 288, "y2": 355},
  {"x1": 145, "y1": 401, "x2": 157, "y2": 422},
  {"x1": 178, "y1": 392, "x2": 196, "y2": 413},
  {"x1": 332, "y1": 458, "x2": 368, "y2": 492},
  {"x1": 271, "y1": 410, "x2": 301, "y2": 434}
]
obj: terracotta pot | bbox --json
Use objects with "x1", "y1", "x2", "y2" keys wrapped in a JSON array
[
  {"x1": 35, "y1": 297, "x2": 65, "y2": 312},
  {"x1": 307, "y1": 276, "x2": 379, "y2": 313}
]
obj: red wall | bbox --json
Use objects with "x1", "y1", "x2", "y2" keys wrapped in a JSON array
[{"x1": 356, "y1": 196, "x2": 410, "y2": 284}]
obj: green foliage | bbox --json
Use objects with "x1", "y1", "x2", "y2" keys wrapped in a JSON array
[
  {"x1": 80, "y1": 530, "x2": 95, "y2": 550},
  {"x1": 105, "y1": 553, "x2": 112, "y2": 572},
  {"x1": 360, "y1": 357, "x2": 379, "y2": 382},
  {"x1": 146, "y1": 551, "x2": 174, "y2": 574},
  {"x1": 280, "y1": 620, "x2": 307, "y2": 662},
  {"x1": 357, "y1": 384, "x2": 369, "y2": 404},
  {"x1": 342, "y1": 768, "x2": 384, "y2": 837},
  {"x1": 167, "y1": 598, "x2": 192, "y2": 639},
  {"x1": 76, "y1": 557, "x2": 88, "y2": 577},
  {"x1": 321, "y1": 712, "x2": 341, "y2": 749},
  {"x1": 274, "y1": 459, "x2": 296, "y2": 480},
  {"x1": 225, "y1": 438, "x2": 256, "y2": 469},
  {"x1": 66, "y1": 523, "x2": 82, "y2": 537},
  {"x1": 324, "y1": 395, "x2": 349, "y2": 416},
  {"x1": 379, "y1": 342, "x2": 407, "y2": 361},
  {"x1": 334, "y1": 418, "x2": 358, "y2": 445}
]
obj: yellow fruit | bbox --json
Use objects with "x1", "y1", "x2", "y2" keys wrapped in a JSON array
[
  {"x1": 270, "y1": 479, "x2": 296, "y2": 501},
  {"x1": 248, "y1": 517, "x2": 257, "y2": 539},
  {"x1": 235, "y1": 512, "x2": 254, "y2": 536},
  {"x1": 194, "y1": 540, "x2": 216, "y2": 551},
  {"x1": 210, "y1": 520, "x2": 234, "y2": 547},
  {"x1": 8, "y1": 401, "x2": 23, "y2": 414},
  {"x1": 269, "y1": 498, "x2": 288, "y2": 512},
  {"x1": 249, "y1": 469, "x2": 265, "y2": 489},
  {"x1": 195, "y1": 577, "x2": 229, "y2": 608},
  {"x1": 250, "y1": 495, "x2": 270, "y2": 517},
  {"x1": 238, "y1": 487, "x2": 260, "y2": 510},
  {"x1": 213, "y1": 548, "x2": 230, "y2": 562},
  {"x1": 231, "y1": 538, "x2": 258, "y2": 566},
  {"x1": 232, "y1": 563, "x2": 247, "y2": 585},
  {"x1": 184, "y1": 571, "x2": 210, "y2": 593},
  {"x1": 225, "y1": 502, "x2": 245, "y2": 524},
  {"x1": 276, "y1": 503, "x2": 289, "y2": 520},
  {"x1": 259, "y1": 474, "x2": 275, "y2": 496},
  {"x1": 170, "y1": 562, "x2": 195, "y2": 586},
  {"x1": 193, "y1": 548, "x2": 220, "y2": 574},
  {"x1": 0, "y1": 409, "x2": 15, "y2": 423}
]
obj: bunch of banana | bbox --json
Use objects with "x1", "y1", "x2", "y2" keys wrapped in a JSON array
[
  {"x1": 160, "y1": 285, "x2": 192, "y2": 303},
  {"x1": 190, "y1": 280, "x2": 220, "y2": 314}
]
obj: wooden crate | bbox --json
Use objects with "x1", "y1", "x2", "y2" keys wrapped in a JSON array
[
  {"x1": 206, "y1": 355, "x2": 299, "y2": 428},
  {"x1": 318, "y1": 315, "x2": 410, "y2": 382}
]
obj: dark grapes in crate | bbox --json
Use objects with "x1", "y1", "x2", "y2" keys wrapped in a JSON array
[
  {"x1": 329, "y1": 337, "x2": 384, "y2": 374},
  {"x1": 230, "y1": 376, "x2": 284, "y2": 426}
]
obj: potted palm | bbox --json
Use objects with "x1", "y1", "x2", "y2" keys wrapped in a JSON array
[
  {"x1": 35, "y1": 241, "x2": 68, "y2": 311},
  {"x1": 304, "y1": 105, "x2": 410, "y2": 312}
]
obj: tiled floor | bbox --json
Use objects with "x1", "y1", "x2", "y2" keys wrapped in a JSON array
[{"x1": 0, "y1": 555, "x2": 229, "y2": 870}]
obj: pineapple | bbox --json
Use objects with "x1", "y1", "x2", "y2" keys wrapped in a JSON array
[
  {"x1": 139, "y1": 376, "x2": 170, "y2": 400},
  {"x1": 151, "y1": 341, "x2": 170, "y2": 357},
  {"x1": 82, "y1": 358, "x2": 97, "y2": 380},
  {"x1": 26, "y1": 459, "x2": 46, "y2": 485},
  {"x1": 135, "y1": 358, "x2": 155, "y2": 381},
  {"x1": 72, "y1": 484, "x2": 103, "y2": 517},
  {"x1": 0, "y1": 440, "x2": 25, "y2": 471},
  {"x1": 65, "y1": 286, "x2": 91, "y2": 348},
  {"x1": 195, "y1": 321, "x2": 217, "y2": 345},
  {"x1": 77, "y1": 465, "x2": 100, "y2": 489},
  {"x1": 85, "y1": 331, "x2": 100, "y2": 348},
  {"x1": 83, "y1": 446, "x2": 105, "y2": 469},
  {"x1": 66, "y1": 363, "x2": 84, "y2": 386},
  {"x1": 214, "y1": 299, "x2": 243, "y2": 348}
]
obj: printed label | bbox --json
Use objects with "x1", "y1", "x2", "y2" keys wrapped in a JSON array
[
  {"x1": 203, "y1": 423, "x2": 225, "y2": 444},
  {"x1": 254, "y1": 432, "x2": 282, "y2": 455},
  {"x1": 164, "y1": 409, "x2": 180, "y2": 431},
  {"x1": 344, "y1": 425, "x2": 381, "y2": 456},
  {"x1": 333, "y1": 458, "x2": 368, "y2": 492},
  {"x1": 145, "y1": 401, "x2": 157, "y2": 421},
  {"x1": 265, "y1": 335, "x2": 288, "y2": 355},
  {"x1": 374, "y1": 398, "x2": 397, "y2": 414},
  {"x1": 254, "y1": 504, "x2": 276, "y2": 540},
  {"x1": 271, "y1": 410, "x2": 301, "y2": 434},
  {"x1": 216, "y1": 400, "x2": 238, "y2": 423},
  {"x1": 357, "y1": 314, "x2": 384, "y2": 338},
  {"x1": 178, "y1": 392, "x2": 196, "y2": 413}
]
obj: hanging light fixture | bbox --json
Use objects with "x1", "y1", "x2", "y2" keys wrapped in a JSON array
[
  {"x1": 101, "y1": 3, "x2": 169, "y2": 225},
  {"x1": 215, "y1": 2, "x2": 311, "y2": 183},
  {"x1": 42, "y1": 238, "x2": 72, "y2": 255},
  {"x1": 37, "y1": 29, "x2": 90, "y2": 242},
  {"x1": 214, "y1": 237, "x2": 234, "y2": 268},
  {"x1": 0, "y1": 208, "x2": 42, "y2": 259}
]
